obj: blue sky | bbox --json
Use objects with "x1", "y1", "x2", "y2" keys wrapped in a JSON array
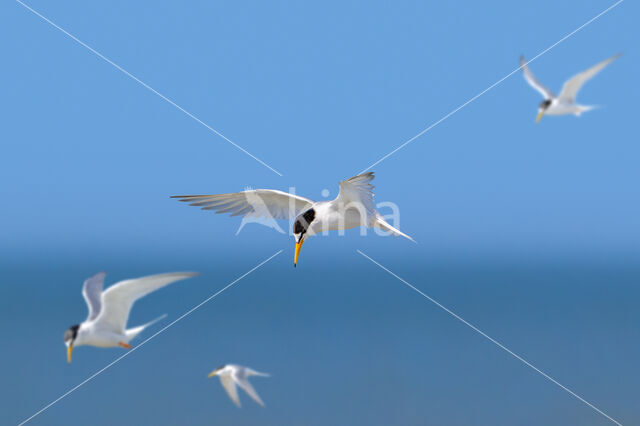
[
  {"x1": 1, "y1": 1, "x2": 639, "y2": 425},
  {"x1": 1, "y1": 0, "x2": 638, "y2": 265}
]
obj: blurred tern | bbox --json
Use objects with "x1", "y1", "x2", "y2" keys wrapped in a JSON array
[
  {"x1": 172, "y1": 172, "x2": 414, "y2": 267},
  {"x1": 64, "y1": 271, "x2": 197, "y2": 362},
  {"x1": 520, "y1": 53, "x2": 620, "y2": 122},
  {"x1": 208, "y1": 364, "x2": 269, "y2": 407}
]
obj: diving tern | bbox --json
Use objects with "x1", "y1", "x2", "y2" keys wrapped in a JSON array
[{"x1": 172, "y1": 172, "x2": 414, "y2": 267}]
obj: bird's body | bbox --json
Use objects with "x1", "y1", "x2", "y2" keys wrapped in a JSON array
[
  {"x1": 172, "y1": 172, "x2": 413, "y2": 266},
  {"x1": 302, "y1": 199, "x2": 402, "y2": 236},
  {"x1": 74, "y1": 323, "x2": 132, "y2": 348},
  {"x1": 540, "y1": 99, "x2": 592, "y2": 117},
  {"x1": 306, "y1": 200, "x2": 361, "y2": 234},
  {"x1": 71, "y1": 315, "x2": 162, "y2": 348},
  {"x1": 519, "y1": 54, "x2": 620, "y2": 122},
  {"x1": 208, "y1": 364, "x2": 269, "y2": 407},
  {"x1": 64, "y1": 272, "x2": 197, "y2": 362}
]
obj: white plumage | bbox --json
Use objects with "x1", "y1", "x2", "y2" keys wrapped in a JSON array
[
  {"x1": 520, "y1": 54, "x2": 620, "y2": 122},
  {"x1": 64, "y1": 272, "x2": 197, "y2": 362},
  {"x1": 172, "y1": 172, "x2": 413, "y2": 266},
  {"x1": 208, "y1": 364, "x2": 270, "y2": 407}
]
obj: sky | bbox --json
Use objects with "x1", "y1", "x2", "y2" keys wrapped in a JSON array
[{"x1": 0, "y1": 0, "x2": 638, "y2": 425}]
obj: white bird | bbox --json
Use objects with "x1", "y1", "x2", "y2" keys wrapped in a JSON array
[
  {"x1": 64, "y1": 271, "x2": 197, "y2": 362},
  {"x1": 172, "y1": 172, "x2": 414, "y2": 267},
  {"x1": 520, "y1": 54, "x2": 620, "y2": 122},
  {"x1": 208, "y1": 364, "x2": 269, "y2": 407}
]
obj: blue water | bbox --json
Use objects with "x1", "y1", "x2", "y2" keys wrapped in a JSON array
[
  {"x1": 1, "y1": 1, "x2": 638, "y2": 424},
  {"x1": 1, "y1": 253, "x2": 638, "y2": 425}
]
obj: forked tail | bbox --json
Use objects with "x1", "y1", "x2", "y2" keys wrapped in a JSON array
[
  {"x1": 371, "y1": 216, "x2": 415, "y2": 242},
  {"x1": 125, "y1": 314, "x2": 168, "y2": 342},
  {"x1": 576, "y1": 105, "x2": 598, "y2": 116}
]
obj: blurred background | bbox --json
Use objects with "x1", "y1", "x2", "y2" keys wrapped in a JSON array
[{"x1": 1, "y1": 0, "x2": 638, "y2": 424}]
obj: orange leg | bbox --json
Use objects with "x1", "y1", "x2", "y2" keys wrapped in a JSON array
[{"x1": 118, "y1": 342, "x2": 131, "y2": 349}]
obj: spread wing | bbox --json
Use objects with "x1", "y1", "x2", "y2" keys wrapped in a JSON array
[
  {"x1": 220, "y1": 375, "x2": 241, "y2": 407},
  {"x1": 234, "y1": 374, "x2": 265, "y2": 407},
  {"x1": 172, "y1": 190, "x2": 314, "y2": 222},
  {"x1": 95, "y1": 272, "x2": 197, "y2": 333},
  {"x1": 558, "y1": 53, "x2": 620, "y2": 103},
  {"x1": 82, "y1": 271, "x2": 106, "y2": 321},
  {"x1": 520, "y1": 56, "x2": 554, "y2": 99},
  {"x1": 336, "y1": 172, "x2": 376, "y2": 218}
]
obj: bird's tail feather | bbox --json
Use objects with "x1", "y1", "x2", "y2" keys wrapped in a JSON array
[
  {"x1": 576, "y1": 105, "x2": 598, "y2": 115},
  {"x1": 247, "y1": 368, "x2": 270, "y2": 377},
  {"x1": 371, "y1": 216, "x2": 416, "y2": 243},
  {"x1": 125, "y1": 314, "x2": 167, "y2": 341}
]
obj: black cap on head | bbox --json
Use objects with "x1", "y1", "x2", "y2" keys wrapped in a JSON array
[
  {"x1": 64, "y1": 324, "x2": 80, "y2": 344},
  {"x1": 539, "y1": 99, "x2": 552, "y2": 110},
  {"x1": 294, "y1": 208, "x2": 316, "y2": 236}
]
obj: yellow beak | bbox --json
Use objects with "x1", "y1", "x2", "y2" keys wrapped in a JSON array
[
  {"x1": 67, "y1": 345, "x2": 73, "y2": 363},
  {"x1": 208, "y1": 370, "x2": 218, "y2": 378},
  {"x1": 294, "y1": 239, "x2": 304, "y2": 267},
  {"x1": 536, "y1": 110, "x2": 544, "y2": 123}
]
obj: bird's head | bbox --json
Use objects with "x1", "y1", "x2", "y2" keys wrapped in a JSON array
[
  {"x1": 208, "y1": 365, "x2": 227, "y2": 378},
  {"x1": 537, "y1": 99, "x2": 552, "y2": 123},
  {"x1": 64, "y1": 324, "x2": 80, "y2": 363},
  {"x1": 293, "y1": 208, "x2": 316, "y2": 267}
]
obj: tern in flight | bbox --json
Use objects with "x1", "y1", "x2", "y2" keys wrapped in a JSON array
[
  {"x1": 172, "y1": 172, "x2": 414, "y2": 267},
  {"x1": 520, "y1": 53, "x2": 620, "y2": 122},
  {"x1": 208, "y1": 364, "x2": 270, "y2": 407},
  {"x1": 64, "y1": 271, "x2": 197, "y2": 362}
]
